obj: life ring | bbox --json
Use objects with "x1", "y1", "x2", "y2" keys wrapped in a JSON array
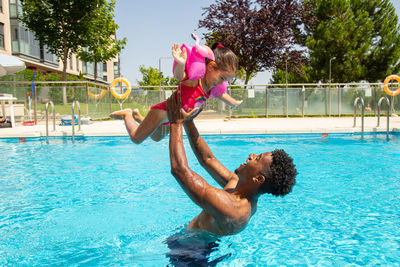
[
  {"x1": 88, "y1": 88, "x2": 107, "y2": 100},
  {"x1": 110, "y1": 77, "x2": 131, "y2": 100},
  {"x1": 383, "y1": 75, "x2": 400, "y2": 96}
]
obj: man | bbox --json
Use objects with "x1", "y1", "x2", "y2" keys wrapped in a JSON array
[{"x1": 166, "y1": 93, "x2": 297, "y2": 236}]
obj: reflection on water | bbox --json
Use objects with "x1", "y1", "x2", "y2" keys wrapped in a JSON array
[{"x1": 165, "y1": 227, "x2": 231, "y2": 266}]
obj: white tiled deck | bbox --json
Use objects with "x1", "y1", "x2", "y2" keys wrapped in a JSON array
[{"x1": 0, "y1": 116, "x2": 399, "y2": 138}]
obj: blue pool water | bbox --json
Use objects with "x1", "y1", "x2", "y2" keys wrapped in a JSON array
[{"x1": 1, "y1": 133, "x2": 399, "y2": 265}]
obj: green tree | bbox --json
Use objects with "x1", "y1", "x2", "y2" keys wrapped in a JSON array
[
  {"x1": 77, "y1": 0, "x2": 127, "y2": 82},
  {"x1": 199, "y1": 0, "x2": 310, "y2": 86},
  {"x1": 303, "y1": 0, "x2": 400, "y2": 83},
  {"x1": 19, "y1": 0, "x2": 107, "y2": 104},
  {"x1": 353, "y1": 0, "x2": 400, "y2": 81},
  {"x1": 137, "y1": 65, "x2": 178, "y2": 90}
]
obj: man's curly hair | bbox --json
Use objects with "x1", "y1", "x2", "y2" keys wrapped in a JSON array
[{"x1": 259, "y1": 149, "x2": 297, "y2": 197}]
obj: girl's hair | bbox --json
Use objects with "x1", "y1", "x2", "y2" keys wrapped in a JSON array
[{"x1": 208, "y1": 43, "x2": 238, "y2": 73}]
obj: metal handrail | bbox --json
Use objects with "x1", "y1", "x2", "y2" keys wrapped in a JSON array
[
  {"x1": 353, "y1": 96, "x2": 365, "y2": 136},
  {"x1": 72, "y1": 100, "x2": 81, "y2": 142},
  {"x1": 377, "y1": 96, "x2": 390, "y2": 137},
  {"x1": 45, "y1": 100, "x2": 55, "y2": 143}
]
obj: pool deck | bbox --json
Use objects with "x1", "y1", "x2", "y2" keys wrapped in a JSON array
[{"x1": 0, "y1": 116, "x2": 399, "y2": 138}]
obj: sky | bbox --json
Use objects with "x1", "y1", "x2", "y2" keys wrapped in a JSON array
[{"x1": 114, "y1": 0, "x2": 400, "y2": 86}]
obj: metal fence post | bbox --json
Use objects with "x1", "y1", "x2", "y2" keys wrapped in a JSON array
[
  {"x1": 338, "y1": 86, "x2": 341, "y2": 117},
  {"x1": 86, "y1": 82, "x2": 89, "y2": 116},
  {"x1": 228, "y1": 85, "x2": 232, "y2": 119},
  {"x1": 265, "y1": 85, "x2": 268, "y2": 118},
  {"x1": 302, "y1": 86, "x2": 305, "y2": 117},
  {"x1": 108, "y1": 85, "x2": 112, "y2": 113},
  {"x1": 373, "y1": 86, "x2": 377, "y2": 116},
  {"x1": 286, "y1": 85, "x2": 289, "y2": 117},
  {"x1": 33, "y1": 84, "x2": 37, "y2": 124},
  {"x1": 328, "y1": 86, "x2": 331, "y2": 117}
]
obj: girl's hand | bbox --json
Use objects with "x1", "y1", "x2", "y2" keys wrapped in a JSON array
[{"x1": 172, "y1": 43, "x2": 187, "y2": 66}]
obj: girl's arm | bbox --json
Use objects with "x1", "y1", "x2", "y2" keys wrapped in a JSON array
[
  {"x1": 218, "y1": 93, "x2": 243, "y2": 109},
  {"x1": 172, "y1": 43, "x2": 187, "y2": 82}
]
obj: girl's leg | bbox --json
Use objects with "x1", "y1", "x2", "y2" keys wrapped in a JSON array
[
  {"x1": 150, "y1": 124, "x2": 170, "y2": 142},
  {"x1": 110, "y1": 108, "x2": 167, "y2": 144},
  {"x1": 132, "y1": 108, "x2": 170, "y2": 142}
]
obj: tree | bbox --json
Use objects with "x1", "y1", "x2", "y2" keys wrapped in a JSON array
[
  {"x1": 199, "y1": 0, "x2": 309, "y2": 85},
  {"x1": 303, "y1": 0, "x2": 400, "y2": 83},
  {"x1": 354, "y1": 0, "x2": 400, "y2": 81},
  {"x1": 20, "y1": 0, "x2": 108, "y2": 104},
  {"x1": 77, "y1": 0, "x2": 126, "y2": 82},
  {"x1": 137, "y1": 65, "x2": 178, "y2": 90}
]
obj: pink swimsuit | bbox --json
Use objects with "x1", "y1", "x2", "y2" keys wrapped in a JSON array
[{"x1": 151, "y1": 81, "x2": 210, "y2": 112}]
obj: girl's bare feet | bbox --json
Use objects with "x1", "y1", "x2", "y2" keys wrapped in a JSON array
[
  {"x1": 109, "y1": 108, "x2": 133, "y2": 120},
  {"x1": 132, "y1": 108, "x2": 144, "y2": 123}
]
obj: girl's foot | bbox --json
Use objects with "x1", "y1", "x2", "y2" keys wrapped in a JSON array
[
  {"x1": 132, "y1": 108, "x2": 144, "y2": 123},
  {"x1": 109, "y1": 108, "x2": 132, "y2": 120}
]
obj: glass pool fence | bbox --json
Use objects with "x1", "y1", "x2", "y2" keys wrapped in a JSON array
[{"x1": 0, "y1": 80, "x2": 398, "y2": 124}]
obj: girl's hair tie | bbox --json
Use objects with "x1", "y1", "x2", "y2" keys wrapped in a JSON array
[{"x1": 217, "y1": 44, "x2": 224, "y2": 48}]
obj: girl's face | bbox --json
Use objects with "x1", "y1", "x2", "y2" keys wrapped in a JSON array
[{"x1": 204, "y1": 62, "x2": 236, "y2": 88}]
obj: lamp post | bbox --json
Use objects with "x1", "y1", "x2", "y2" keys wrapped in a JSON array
[
  {"x1": 329, "y1": 57, "x2": 336, "y2": 117},
  {"x1": 159, "y1": 57, "x2": 173, "y2": 102},
  {"x1": 159, "y1": 57, "x2": 173, "y2": 90}
]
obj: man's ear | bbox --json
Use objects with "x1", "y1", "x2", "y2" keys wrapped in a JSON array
[{"x1": 253, "y1": 175, "x2": 265, "y2": 185}]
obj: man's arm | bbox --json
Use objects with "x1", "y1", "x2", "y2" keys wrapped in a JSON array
[
  {"x1": 167, "y1": 92, "x2": 236, "y2": 219},
  {"x1": 183, "y1": 120, "x2": 238, "y2": 188},
  {"x1": 169, "y1": 122, "x2": 236, "y2": 220}
]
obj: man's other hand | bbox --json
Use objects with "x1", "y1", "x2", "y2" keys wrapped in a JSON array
[{"x1": 166, "y1": 91, "x2": 198, "y2": 124}]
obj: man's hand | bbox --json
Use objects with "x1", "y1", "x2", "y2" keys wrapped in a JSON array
[
  {"x1": 184, "y1": 106, "x2": 203, "y2": 124},
  {"x1": 172, "y1": 43, "x2": 187, "y2": 66},
  {"x1": 166, "y1": 91, "x2": 198, "y2": 124}
]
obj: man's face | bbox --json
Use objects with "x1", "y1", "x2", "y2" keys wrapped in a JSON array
[{"x1": 235, "y1": 152, "x2": 273, "y2": 179}]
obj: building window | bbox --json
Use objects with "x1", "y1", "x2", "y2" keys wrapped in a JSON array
[
  {"x1": 13, "y1": 26, "x2": 40, "y2": 58},
  {"x1": 103, "y1": 75, "x2": 107, "y2": 82},
  {"x1": 42, "y1": 45, "x2": 58, "y2": 64},
  {"x1": 103, "y1": 62, "x2": 107, "y2": 72},
  {"x1": 76, "y1": 59, "x2": 79, "y2": 71},
  {"x1": 9, "y1": 0, "x2": 22, "y2": 18},
  {"x1": 0, "y1": 0, "x2": 3, "y2": 13},
  {"x1": 0, "y1": 23, "x2": 4, "y2": 49},
  {"x1": 11, "y1": 26, "x2": 18, "y2": 52},
  {"x1": 69, "y1": 56, "x2": 73, "y2": 70},
  {"x1": 113, "y1": 62, "x2": 119, "y2": 78}
]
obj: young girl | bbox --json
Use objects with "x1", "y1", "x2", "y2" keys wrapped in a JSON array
[{"x1": 110, "y1": 42, "x2": 241, "y2": 144}]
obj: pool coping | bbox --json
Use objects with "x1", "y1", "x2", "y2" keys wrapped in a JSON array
[{"x1": 0, "y1": 117, "x2": 399, "y2": 138}]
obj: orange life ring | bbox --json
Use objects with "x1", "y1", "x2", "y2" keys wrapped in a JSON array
[
  {"x1": 88, "y1": 88, "x2": 107, "y2": 100},
  {"x1": 110, "y1": 77, "x2": 131, "y2": 100},
  {"x1": 383, "y1": 75, "x2": 400, "y2": 96}
]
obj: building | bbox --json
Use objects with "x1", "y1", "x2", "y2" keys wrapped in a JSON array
[{"x1": 0, "y1": 0, "x2": 120, "y2": 83}]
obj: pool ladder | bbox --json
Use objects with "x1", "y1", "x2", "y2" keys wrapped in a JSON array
[
  {"x1": 353, "y1": 96, "x2": 365, "y2": 136},
  {"x1": 45, "y1": 100, "x2": 56, "y2": 143},
  {"x1": 377, "y1": 96, "x2": 390, "y2": 138},
  {"x1": 72, "y1": 100, "x2": 81, "y2": 142}
]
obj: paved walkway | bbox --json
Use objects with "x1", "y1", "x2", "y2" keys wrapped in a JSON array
[{"x1": 0, "y1": 116, "x2": 399, "y2": 138}]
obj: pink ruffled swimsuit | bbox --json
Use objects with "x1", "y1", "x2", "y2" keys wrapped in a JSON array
[
  {"x1": 150, "y1": 43, "x2": 227, "y2": 124},
  {"x1": 150, "y1": 81, "x2": 210, "y2": 112}
]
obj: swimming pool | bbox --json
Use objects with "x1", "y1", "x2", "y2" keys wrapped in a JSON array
[{"x1": 1, "y1": 133, "x2": 399, "y2": 265}]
